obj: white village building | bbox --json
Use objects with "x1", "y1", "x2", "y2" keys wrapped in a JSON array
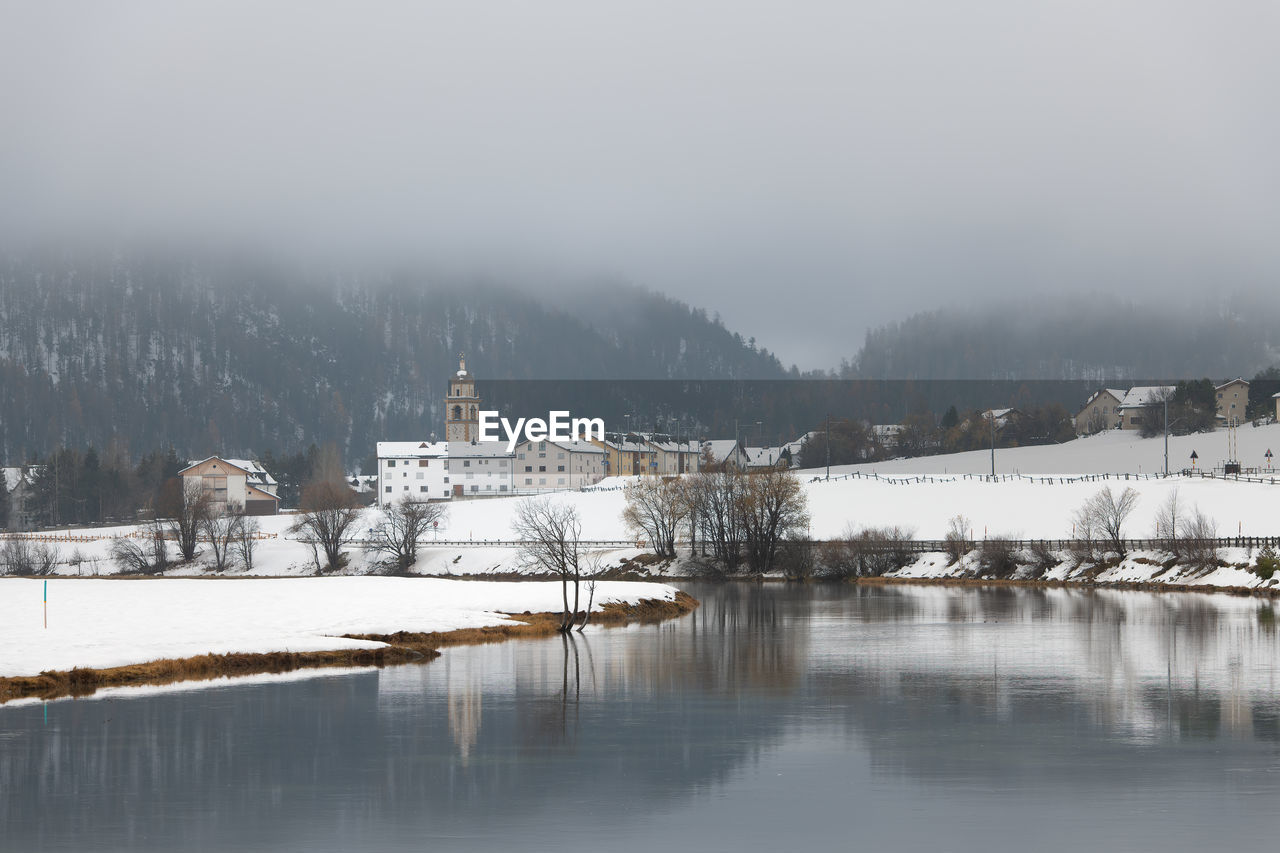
[{"x1": 376, "y1": 441, "x2": 450, "y2": 506}]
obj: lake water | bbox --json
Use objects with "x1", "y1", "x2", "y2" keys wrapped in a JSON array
[{"x1": 4, "y1": 582, "x2": 1280, "y2": 852}]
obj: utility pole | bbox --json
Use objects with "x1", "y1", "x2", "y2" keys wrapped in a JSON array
[
  {"x1": 1163, "y1": 395, "x2": 1169, "y2": 476},
  {"x1": 825, "y1": 413, "x2": 831, "y2": 480},
  {"x1": 990, "y1": 411, "x2": 996, "y2": 477}
]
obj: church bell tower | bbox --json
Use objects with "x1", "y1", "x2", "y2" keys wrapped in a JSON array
[{"x1": 445, "y1": 353, "x2": 480, "y2": 442}]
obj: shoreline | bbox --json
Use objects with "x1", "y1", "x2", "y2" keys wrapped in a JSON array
[
  {"x1": 855, "y1": 574, "x2": 1280, "y2": 597},
  {"x1": 0, "y1": 592, "x2": 699, "y2": 705}
]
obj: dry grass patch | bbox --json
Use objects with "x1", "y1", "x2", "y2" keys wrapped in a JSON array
[{"x1": 0, "y1": 592, "x2": 698, "y2": 705}]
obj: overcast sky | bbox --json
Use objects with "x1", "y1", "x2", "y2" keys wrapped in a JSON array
[{"x1": 3, "y1": 2, "x2": 1279, "y2": 368}]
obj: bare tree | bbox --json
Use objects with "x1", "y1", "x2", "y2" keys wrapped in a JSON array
[
  {"x1": 366, "y1": 497, "x2": 448, "y2": 574},
  {"x1": 512, "y1": 498, "x2": 584, "y2": 632},
  {"x1": 686, "y1": 472, "x2": 745, "y2": 569},
  {"x1": 1179, "y1": 507, "x2": 1219, "y2": 569},
  {"x1": 1078, "y1": 486, "x2": 1140, "y2": 557},
  {"x1": 292, "y1": 480, "x2": 363, "y2": 572},
  {"x1": 200, "y1": 502, "x2": 243, "y2": 573},
  {"x1": 575, "y1": 550, "x2": 605, "y2": 633},
  {"x1": 621, "y1": 477, "x2": 688, "y2": 558},
  {"x1": 738, "y1": 469, "x2": 810, "y2": 576},
  {"x1": 1153, "y1": 489, "x2": 1183, "y2": 557},
  {"x1": 232, "y1": 507, "x2": 260, "y2": 572},
  {"x1": 160, "y1": 478, "x2": 212, "y2": 562}
]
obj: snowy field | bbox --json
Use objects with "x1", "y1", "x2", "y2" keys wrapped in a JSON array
[
  {"x1": 0, "y1": 577, "x2": 681, "y2": 679},
  {"x1": 805, "y1": 420, "x2": 1280, "y2": 477}
]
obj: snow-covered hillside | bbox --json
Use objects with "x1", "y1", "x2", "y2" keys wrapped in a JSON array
[{"x1": 803, "y1": 421, "x2": 1280, "y2": 477}]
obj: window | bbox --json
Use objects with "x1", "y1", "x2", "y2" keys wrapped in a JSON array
[
  {"x1": 416, "y1": 472, "x2": 424, "y2": 480},
  {"x1": 463, "y1": 460, "x2": 471, "y2": 467},
  {"x1": 419, "y1": 460, "x2": 428, "y2": 467},
  {"x1": 402, "y1": 485, "x2": 409, "y2": 491},
  {"x1": 557, "y1": 452, "x2": 565, "y2": 459},
  {"x1": 525, "y1": 465, "x2": 532, "y2": 472},
  {"x1": 518, "y1": 452, "x2": 524, "y2": 460},
  {"x1": 443, "y1": 477, "x2": 450, "y2": 483},
  {"x1": 539, "y1": 442, "x2": 546, "y2": 451},
  {"x1": 525, "y1": 478, "x2": 532, "y2": 485},
  {"x1": 538, "y1": 465, "x2": 546, "y2": 472},
  {"x1": 557, "y1": 465, "x2": 565, "y2": 472},
  {"x1": 420, "y1": 486, "x2": 428, "y2": 493},
  {"x1": 539, "y1": 478, "x2": 546, "y2": 485},
  {"x1": 500, "y1": 485, "x2": 508, "y2": 492},
  {"x1": 387, "y1": 460, "x2": 396, "y2": 467},
  {"x1": 558, "y1": 478, "x2": 565, "y2": 485},
  {"x1": 384, "y1": 486, "x2": 392, "y2": 493},
  {"x1": 470, "y1": 485, "x2": 478, "y2": 492}
]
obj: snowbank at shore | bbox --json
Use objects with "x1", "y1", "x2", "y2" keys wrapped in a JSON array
[{"x1": 0, "y1": 577, "x2": 682, "y2": 679}]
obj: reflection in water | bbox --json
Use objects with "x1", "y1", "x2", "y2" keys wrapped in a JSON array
[{"x1": 3, "y1": 584, "x2": 1280, "y2": 852}]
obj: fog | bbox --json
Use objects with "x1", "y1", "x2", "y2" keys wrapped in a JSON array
[{"x1": 3, "y1": 1, "x2": 1279, "y2": 368}]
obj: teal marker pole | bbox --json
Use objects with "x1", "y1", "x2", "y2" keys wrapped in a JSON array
[{"x1": 43, "y1": 580, "x2": 47, "y2": 629}]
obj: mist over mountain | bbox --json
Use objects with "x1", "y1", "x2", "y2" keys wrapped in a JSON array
[
  {"x1": 843, "y1": 295, "x2": 1280, "y2": 381},
  {"x1": 0, "y1": 253, "x2": 788, "y2": 462}
]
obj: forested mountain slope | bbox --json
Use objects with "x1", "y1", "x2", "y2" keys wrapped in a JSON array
[{"x1": 0, "y1": 253, "x2": 788, "y2": 461}]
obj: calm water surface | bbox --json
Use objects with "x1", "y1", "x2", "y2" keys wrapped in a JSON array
[{"x1": 5, "y1": 582, "x2": 1280, "y2": 852}]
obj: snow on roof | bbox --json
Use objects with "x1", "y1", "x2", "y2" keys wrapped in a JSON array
[
  {"x1": 224, "y1": 459, "x2": 278, "y2": 487},
  {"x1": 744, "y1": 446, "x2": 783, "y2": 467},
  {"x1": 702, "y1": 439, "x2": 742, "y2": 461},
  {"x1": 376, "y1": 441, "x2": 449, "y2": 458},
  {"x1": 2, "y1": 467, "x2": 33, "y2": 492},
  {"x1": 516, "y1": 439, "x2": 604, "y2": 454},
  {"x1": 1216, "y1": 378, "x2": 1249, "y2": 390},
  {"x1": 1118, "y1": 386, "x2": 1175, "y2": 410},
  {"x1": 180, "y1": 456, "x2": 253, "y2": 477},
  {"x1": 449, "y1": 441, "x2": 515, "y2": 458}
]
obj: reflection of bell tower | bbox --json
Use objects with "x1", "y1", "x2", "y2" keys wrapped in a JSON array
[{"x1": 445, "y1": 353, "x2": 480, "y2": 442}]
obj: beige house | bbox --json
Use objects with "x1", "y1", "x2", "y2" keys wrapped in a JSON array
[
  {"x1": 1074, "y1": 389, "x2": 1125, "y2": 435},
  {"x1": 592, "y1": 434, "x2": 653, "y2": 478},
  {"x1": 513, "y1": 439, "x2": 605, "y2": 491},
  {"x1": 1117, "y1": 386, "x2": 1174, "y2": 430},
  {"x1": 179, "y1": 457, "x2": 280, "y2": 516},
  {"x1": 639, "y1": 436, "x2": 702, "y2": 475},
  {"x1": 1273, "y1": 392, "x2": 1280, "y2": 422},
  {"x1": 1215, "y1": 378, "x2": 1249, "y2": 423}
]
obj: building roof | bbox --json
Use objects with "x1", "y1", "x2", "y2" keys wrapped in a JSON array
[
  {"x1": 376, "y1": 441, "x2": 449, "y2": 458},
  {"x1": 182, "y1": 456, "x2": 280, "y2": 496},
  {"x1": 1216, "y1": 378, "x2": 1249, "y2": 390},
  {"x1": 702, "y1": 439, "x2": 743, "y2": 462},
  {"x1": 744, "y1": 446, "x2": 784, "y2": 467},
  {"x1": 1118, "y1": 386, "x2": 1175, "y2": 410},
  {"x1": 2, "y1": 466, "x2": 36, "y2": 492},
  {"x1": 449, "y1": 441, "x2": 516, "y2": 458},
  {"x1": 515, "y1": 439, "x2": 604, "y2": 455}
]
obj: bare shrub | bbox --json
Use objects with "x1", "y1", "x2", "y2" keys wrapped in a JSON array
[
  {"x1": 110, "y1": 523, "x2": 168, "y2": 575},
  {"x1": 1024, "y1": 540, "x2": 1059, "y2": 577},
  {"x1": 1179, "y1": 508, "x2": 1219, "y2": 570},
  {"x1": 2, "y1": 538, "x2": 61, "y2": 576},
  {"x1": 944, "y1": 514, "x2": 972, "y2": 564},
  {"x1": 979, "y1": 536, "x2": 1019, "y2": 579},
  {"x1": 776, "y1": 537, "x2": 815, "y2": 581},
  {"x1": 818, "y1": 524, "x2": 916, "y2": 579},
  {"x1": 160, "y1": 479, "x2": 213, "y2": 563}
]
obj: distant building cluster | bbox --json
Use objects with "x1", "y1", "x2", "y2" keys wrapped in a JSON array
[
  {"x1": 373, "y1": 356, "x2": 803, "y2": 506},
  {"x1": 1075, "y1": 379, "x2": 1253, "y2": 435}
]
